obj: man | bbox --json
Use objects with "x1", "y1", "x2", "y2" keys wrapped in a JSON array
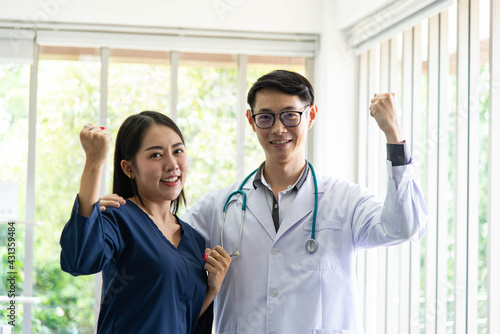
[
  {"x1": 103, "y1": 70, "x2": 426, "y2": 333},
  {"x1": 181, "y1": 70, "x2": 426, "y2": 333}
]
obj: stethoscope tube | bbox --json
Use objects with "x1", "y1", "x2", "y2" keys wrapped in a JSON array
[
  {"x1": 221, "y1": 168, "x2": 258, "y2": 257},
  {"x1": 305, "y1": 162, "x2": 319, "y2": 253},
  {"x1": 221, "y1": 162, "x2": 319, "y2": 256}
]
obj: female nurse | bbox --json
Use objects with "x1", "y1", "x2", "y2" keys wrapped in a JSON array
[{"x1": 60, "y1": 111, "x2": 230, "y2": 333}]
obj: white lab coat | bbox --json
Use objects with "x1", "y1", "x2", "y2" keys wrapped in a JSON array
[{"x1": 182, "y1": 161, "x2": 427, "y2": 334}]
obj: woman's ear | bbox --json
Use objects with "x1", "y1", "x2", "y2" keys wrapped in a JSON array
[{"x1": 121, "y1": 160, "x2": 134, "y2": 179}]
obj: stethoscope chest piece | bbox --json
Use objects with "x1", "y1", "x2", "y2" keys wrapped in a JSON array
[{"x1": 305, "y1": 239, "x2": 318, "y2": 253}]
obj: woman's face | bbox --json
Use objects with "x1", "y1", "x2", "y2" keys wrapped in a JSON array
[{"x1": 122, "y1": 124, "x2": 188, "y2": 205}]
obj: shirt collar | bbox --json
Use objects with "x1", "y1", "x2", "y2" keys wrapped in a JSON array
[{"x1": 252, "y1": 160, "x2": 310, "y2": 190}]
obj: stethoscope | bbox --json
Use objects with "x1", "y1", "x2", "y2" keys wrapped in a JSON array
[{"x1": 220, "y1": 161, "x2": 319, "y2": 257}]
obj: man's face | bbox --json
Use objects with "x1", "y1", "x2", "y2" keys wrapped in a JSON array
[{"x1": 246, "y1": 88, "x2": 317, "y2": 166}]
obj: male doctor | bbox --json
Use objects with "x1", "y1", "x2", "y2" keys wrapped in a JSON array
[
  {"x1": 181, "y1": 70, "x2": 427, "y2": 333},
  {"x1": 102, "y1": 70, "x2": 427, "y2": 333}
]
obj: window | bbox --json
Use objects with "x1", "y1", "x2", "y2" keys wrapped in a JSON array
[
  {"x1": 177, "y1": 52, "x2": 239, "y2": 204},
  {"x1": 0, "y1": 62, "x2": 30, "y2": 331},
  {"x1": 355, "y1": 0, "x2": 498, "y2": 332},
  {"x1": 36, "y1": 45, "x2": 102, "y2": 333},
  {"x1": 0, "y1": 62, "x2": 29, "y2": 219}
]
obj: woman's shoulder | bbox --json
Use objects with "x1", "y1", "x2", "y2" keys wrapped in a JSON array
[
  {"x1": 100, "y1": 199, "x2": 148, "y2": 230},
  {"x1": 101, "y1": 198, "x2": 141, "y2": 216}
]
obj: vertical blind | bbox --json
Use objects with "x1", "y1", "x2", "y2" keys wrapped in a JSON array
[{"x1": 355, "y1": 0, "x2": 498, "y2": 333}]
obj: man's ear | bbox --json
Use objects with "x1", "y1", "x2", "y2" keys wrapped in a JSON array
[
  {"x1": 246, "y1": 109, "x2": 256, "y2": 132},
  {"x1": 121, "y1": 160, "x2": 134, "y2": 179},
  {"x1": 307, "y1": 104, "x2": 318, "y2": 128}
]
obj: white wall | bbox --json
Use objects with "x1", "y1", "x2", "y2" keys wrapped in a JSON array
[
  {"x1": 335, "y1": 0, "x2": 393, "y2": 29},
  {"x1": 312, "y1": 0, "x2": 358, "y2": 182},
  {"x1": 0, "y1": 0, "x2": 323, "y2": 33},
  {"x1": 0, "y1": 0, "x2": 390, "y2": 33}
]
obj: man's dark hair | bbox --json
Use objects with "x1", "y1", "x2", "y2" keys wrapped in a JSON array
[
  {"x1": 113, "y1": 111, "x2": 186, "y2": 215},
  {"x1": 247, "y1": 70, "x2": 314, "y2": 110}
]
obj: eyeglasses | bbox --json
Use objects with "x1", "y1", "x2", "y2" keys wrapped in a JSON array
[{"x1": 251, "y1": 105, "x2": 309, "y2": 129}]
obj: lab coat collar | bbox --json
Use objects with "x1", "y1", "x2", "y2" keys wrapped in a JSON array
[
  {"x1": 242, "y1": 181, "x2": 277, "y2": 240},
  {"x1": 252, "y1": 160, "x2": 310, "y2": 190},
  {"x1": 242, "y1": 163, "x2": 325, "y2": 242},
  {"x1": 276, "y1": 169, "x2": 324, "y2": 239}
]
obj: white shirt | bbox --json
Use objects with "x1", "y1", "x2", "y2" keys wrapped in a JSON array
[{"x1": 182, "y1": 160, "x2": 427, "y2": 334}]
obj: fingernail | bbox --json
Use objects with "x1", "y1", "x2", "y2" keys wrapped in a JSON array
[
  {"x1": 203, "y1": 253, "x2": 208, "y2": 261},
  {"x1": 100, "y1": 127, "x2": 105, "y2": 130}
]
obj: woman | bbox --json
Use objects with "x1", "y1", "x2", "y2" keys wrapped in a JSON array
[{"x1": 60, "y1": 111, "x2": 230, "y2": 333}]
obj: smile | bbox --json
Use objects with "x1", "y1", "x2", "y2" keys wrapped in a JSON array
[
  {"x1": 270, "y1": 139, "x2": 291, "y2": 145},
  {"x1": 160, "y1": 176, "x2": 179, "y2": 182}
]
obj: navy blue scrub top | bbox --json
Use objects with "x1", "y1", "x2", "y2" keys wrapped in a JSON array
[{"x1": 60, "y1": 197, "x2": 208, "y2": 334}]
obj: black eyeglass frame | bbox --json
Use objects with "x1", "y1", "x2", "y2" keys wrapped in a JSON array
[{"x1": 251, "y1": 105, "x2": 310, "y2": 129}]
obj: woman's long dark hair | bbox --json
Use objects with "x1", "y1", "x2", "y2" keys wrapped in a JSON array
[{"x1": 113, "y1": 111, "x2": 186, "y2": 215}]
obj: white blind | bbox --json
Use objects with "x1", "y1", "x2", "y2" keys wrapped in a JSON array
[
  {"x1": 355, "y1": 0, "x2": 498, "y2": 332},
  {"x1": 0, "y1": 28, "x2": 34, "y2": 63},
  {"x1": 17, "y1": 22, "x2": 319, "y2": 57},
  {"x1": 344, "y1": 0, "x2": 452, "y2": 52}
]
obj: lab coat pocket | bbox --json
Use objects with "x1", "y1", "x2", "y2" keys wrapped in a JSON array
[{"x1": 300, "y1": 220, "x2": 342, "y2": 271}]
